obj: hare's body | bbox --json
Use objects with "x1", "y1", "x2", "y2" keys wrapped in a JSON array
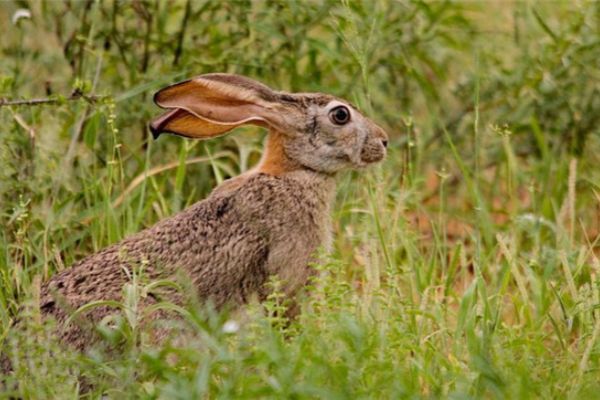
[
  {"x1": 41, "y1": 169, "x2": 334, "y2": 349},
  {"x1": 36, "y1": 73, "x2": 388, "y2": 350}
]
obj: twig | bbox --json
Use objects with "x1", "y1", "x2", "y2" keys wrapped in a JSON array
[
  {"x1": 64, "y1": 54, "x2": 105, "y2": 167},
  {"x1": 173, "y1": 0, "x2": 192, "y2": 66},
  {"x1": 134, "y1": 0, "x2": 154, "y2": 73},
  {"x1": 0, "y1": 91, "x2": 105, "y2": 107}
]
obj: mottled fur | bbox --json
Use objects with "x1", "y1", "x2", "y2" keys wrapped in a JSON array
[{"x1": 38, "y1": 73, "x2": 388, "y2": 350}]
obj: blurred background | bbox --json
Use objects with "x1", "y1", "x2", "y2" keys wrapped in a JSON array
[{"x1": 1, "y1": 1, "x2": 600, "y2": 397}]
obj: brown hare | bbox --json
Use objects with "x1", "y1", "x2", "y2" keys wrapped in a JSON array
[{"x1": 39, "y1": 73, "x2": 389, "y2": 349}]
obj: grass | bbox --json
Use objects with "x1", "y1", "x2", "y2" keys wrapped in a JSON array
[{"x1": 1, "y1": 0, "x2": 600, "y2": 398}]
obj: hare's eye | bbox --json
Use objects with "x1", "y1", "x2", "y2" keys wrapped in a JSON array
[{"x1": 329, "y1": 105, "x2": 351, "y2": 125}]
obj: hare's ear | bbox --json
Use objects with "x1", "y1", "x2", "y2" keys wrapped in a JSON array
[{"x1": 149, "y1": 74, "x2": 287, "y2": 139}]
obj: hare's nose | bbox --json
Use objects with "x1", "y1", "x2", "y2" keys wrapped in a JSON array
[{"x1": 381, "y1": 139, "x2": 388, "y2": 148}]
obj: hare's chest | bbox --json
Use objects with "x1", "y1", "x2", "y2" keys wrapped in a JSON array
[
  {"x1": 237, "y1": 172, "x2": 335, "y2": 291},
  {"x1": 263, "y1": 196, "x2": 332, "y2": 288},
  {"x1": 278, "y1": 190, "x2": 331, "y2": 249}
]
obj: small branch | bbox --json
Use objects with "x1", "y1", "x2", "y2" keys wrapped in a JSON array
[
  {"x1": 64, "y1": 54, "x2": 105, "y2": 168},
  {"x1": 173, "y1": 0, "x2": 192, "y2": 66},
  {"x1": 0, "y1": 91, "x2": 105, "y2": 107}
]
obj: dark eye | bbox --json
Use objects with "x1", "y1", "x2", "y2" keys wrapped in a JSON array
[{"x1": 329, "y1": 105, "x2": 351, "y2": 125}]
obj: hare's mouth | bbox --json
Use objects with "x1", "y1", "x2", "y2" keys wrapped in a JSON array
[{"x1": 360, "y1": 143, "x2": 386, "y2": 164}]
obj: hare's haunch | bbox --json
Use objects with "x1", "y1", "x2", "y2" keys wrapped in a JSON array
[{"x1": 41, "y1": 74, "x2": 389, "y2": 349}]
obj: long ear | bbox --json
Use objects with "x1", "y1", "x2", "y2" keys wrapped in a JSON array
[{"x1": 149, "y1": 74, "x2": 286, "y2": 139}]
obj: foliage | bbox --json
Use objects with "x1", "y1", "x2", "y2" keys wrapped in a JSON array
[{"x1": 1, "y1": 0, "x2": 599, "y2": 398}]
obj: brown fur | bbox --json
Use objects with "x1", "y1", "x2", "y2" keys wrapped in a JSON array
[
  {"x1": 258, "y1": 131, "x2": 303, "y2": 176},
  {"x1": 40, "y1": 171, "x2": 335, "y2": 350},
  {"x1": 36, "y1": 73, "x2": 388, "y2": 350}
]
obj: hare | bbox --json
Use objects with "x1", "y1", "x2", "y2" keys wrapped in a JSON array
[{"x1": 39, "y1": 73, "x2": 389, "y2": 349}]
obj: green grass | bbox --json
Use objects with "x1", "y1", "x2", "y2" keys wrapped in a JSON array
[{"x1": 1, "y1": 0, "x2": 600, "y2": 398}]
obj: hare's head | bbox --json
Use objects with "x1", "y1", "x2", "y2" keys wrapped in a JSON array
[{"x1": 150, "y1": 74, "x2": 388, "y2": 175}]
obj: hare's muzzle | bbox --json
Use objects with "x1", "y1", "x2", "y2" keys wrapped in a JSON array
[{"x1": 360, "y1": 125, "x2": 388, "y2": 164}]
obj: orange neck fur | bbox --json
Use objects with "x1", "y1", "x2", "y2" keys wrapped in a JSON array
[{"x1": 257, "y1": 130, "x2": 301, "y2": 176}]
